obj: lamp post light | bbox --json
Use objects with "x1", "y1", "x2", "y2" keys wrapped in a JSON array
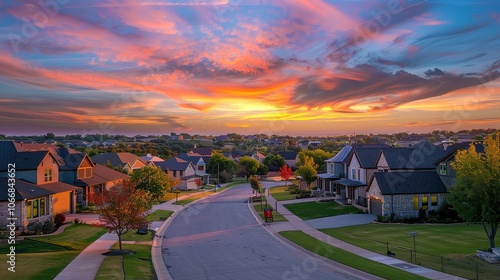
[{"x1": 408, "y1": 231, "x2": 418, "y2": 263}]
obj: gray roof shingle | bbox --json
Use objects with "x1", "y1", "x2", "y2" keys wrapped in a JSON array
[{"x1": 372, "y1": 171, "x2": 447, "y2": 195}]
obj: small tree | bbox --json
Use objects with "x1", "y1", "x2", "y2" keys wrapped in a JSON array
[
  {"x1": 279, "y1": 164, "x2": 293, "y2": 188},
  {"x1": 90, "y1": 181, "x2": 152, "y2": 251},
  {"x1": 249, "y1": 175, "x2": 262, "y2": 196},
  {"x1": 130, "y1": 166, "x2": 179, "y2": 200},
  {"x1": 294, "y1": 156, "x2": 317, "y2": 191},
  {"x1": 450, "y1": 133, "x2": 500, "y2": 249}
]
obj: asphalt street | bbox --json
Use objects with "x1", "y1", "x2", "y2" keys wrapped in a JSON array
[{"x1": 162, "y1": 183, "x2": 365, "y2": 280}]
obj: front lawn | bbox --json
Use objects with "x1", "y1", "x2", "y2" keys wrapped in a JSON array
[
  {"x1": 95, "y1": 244, "x2": 155, "y2": 280},
  {"x1": 284, "y1": 201, "x2": 363, "y2": 220},
  {"x1": 0, "y1": 224, "x2": 107, "y2": 280},
  {"x1": 279, "y1": 231, "x2": 427, "y2": 280},
  {"x1": 270, "y1": 185, "x2": 297, "y2": 201},
  {"x1": 322, "y1": 223, "x2": 500, "y2": 279},
  {"x1": 146, "y1": 210, "x2": 174, "y2": 222}
]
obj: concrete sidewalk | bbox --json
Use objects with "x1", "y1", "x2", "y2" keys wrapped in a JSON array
[{"x1": 262, "y1": 194, "x2": 464, "y2": 280}]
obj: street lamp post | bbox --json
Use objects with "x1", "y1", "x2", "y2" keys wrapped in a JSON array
[{"x1": 408, "y1": 231, "x2": 418, "y2": 263}]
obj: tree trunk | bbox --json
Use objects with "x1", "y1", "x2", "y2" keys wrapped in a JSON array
[
  {"x1": 118, "y1": 234, "x2": 122, "y2": 251},
  {"x1": 482, "y1": 221, "x2": 498, "y2": 249}
]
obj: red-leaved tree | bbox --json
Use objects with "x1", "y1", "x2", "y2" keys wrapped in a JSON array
[
  {"x1": 90, "y1": 181, "x2": 152, "y2": 251},
  {"x1": 279, "y1": 164, "x2": 293, "y2": 188}
]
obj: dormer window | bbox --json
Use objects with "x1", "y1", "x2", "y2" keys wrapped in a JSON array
[
  {"x1": 78, "y1": 167, "x2": 92, "y2": 179},
  {"x1": 44, "y1": 169, "x2": 53, "y2": 182}
]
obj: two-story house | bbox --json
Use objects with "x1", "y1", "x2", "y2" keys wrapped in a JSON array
[
  {"x1": 367, "y1": 142, "x2": 448, "y2": 219},
  {"x1": 13, "y1": 143, "x2": 130, "y2": 206},
  {"x1": 177, "y1": 153, "x2": 210, "y2": 185},
  {"x1": 0, "y1": 141, "x2": 79, "y2": 230},
  {"x1": 156, "y1": 157, "x2": 199, "y2": 190}
]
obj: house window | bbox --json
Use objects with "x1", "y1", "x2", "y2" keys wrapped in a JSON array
[
  {"x1": 431, "y1": 195, "x2": 438, "y2": 207},
  {"x1": 412, "y1": 196, "x2": 419, "y2": 210},
  {"x1": 422, "y1": 196, "x2": 428, "y2": 210},
  {"x1": 180, "y1": 170, "x2": 184, "y2": 177},
  {"x1": 26, "y1": 198, "x2": 48, "y2": 219},
  {"x1": 439, "y1": 163, "x2": 447, "y2": 175},
  {"x1": 78, "y1": 167, "x2": 92, "y2": 179},
  {"x1": 198, "y1": 165, "x2": 204, "y2": 171},
  {"x1": 351, "y1": 168, "x2": 356, "y2": 180},
  {"x1": 173, "y1": 170, "x2": 177, "y2": 177},
  {"x1": 44, "y1": 169, "x2": 53, "y2": 182}
]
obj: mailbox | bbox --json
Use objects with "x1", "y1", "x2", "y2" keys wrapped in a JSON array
[{"x1": 264, "y1": 208, "x2": 273, "y2": 222}]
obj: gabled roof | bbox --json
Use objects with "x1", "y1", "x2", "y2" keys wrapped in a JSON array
[
  {"x1": 177, "y1": 153, "x2": 208, "y2": 165},
  {"x1": 142, "y1": 154, "x2": 164, "y2": 163},
  {"x1": 0, "y1": 141, "x2": 55, "y2": 171},
  {"x1": 76, "y1": 164, "x2": 129, "y2": 186},
  {"x1": 326, "y1": 145, "x2": 352, "y2": 163},
  {"x1": 0, "y1": 178, "x2": 55, "y2": 201},
  {"x1": 278, "y1": 152, "x2": 298, "y2": 160},
  {"x1": 352, "y1": 148, "x2": 389, "y2": 169},
  {"x1": 156, "y1": 157, "x2": 192, "y2": 171},
  {"x1": 371, "y1": 171, "x2": 447, "y2": 195},
  {"x1": 378, "y1": 142, "x2": 445, "y2": 170},
  {"x1": 91, "y1": 152, "x2": 148, "y2": 168},
  {"x1": 433, "y1": 141, "x2": 485, "y2": 165},
  {"x1": 13, "y1": 142, "x2": 93, "y2": 171}
]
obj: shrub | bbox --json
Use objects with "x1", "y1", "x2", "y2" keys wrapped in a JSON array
[
  {"x1": 74, "y1": 218, "x2": 80, "y2": 224},
  {"x1": 27, "y1": 221, "x2": 43, "y2": 234},
  {"x1": 42, "y1": 220, "x2": 56, "y2": 234},
  {"x1": 54, "y1": 213, "x2": 66, "y2": 228}
]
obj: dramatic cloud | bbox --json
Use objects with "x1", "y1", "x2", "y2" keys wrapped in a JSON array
[{"x1": 0, "y1": 0, "x2": 499, "y2": 136}]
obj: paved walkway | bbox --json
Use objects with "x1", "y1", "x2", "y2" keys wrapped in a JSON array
[{"x1": 263, "y1": 194, "x2": 464, "y2": 280}]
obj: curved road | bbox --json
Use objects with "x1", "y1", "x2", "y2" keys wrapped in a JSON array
[{"x1": 162, "y1": 183, "x2": 364, "y2": 280}]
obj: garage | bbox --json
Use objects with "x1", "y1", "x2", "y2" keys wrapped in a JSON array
[{"x1": 369, "y1": 197, "x2": 383, "y2": 217}]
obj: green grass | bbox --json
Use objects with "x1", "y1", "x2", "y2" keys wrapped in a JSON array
[
  {"x1": 95, "y1": 244, "x2": 156, "y2": 280},
  {"x1": 322, "y1": 223, "x2": 500, "y2": 280},
  {"x1": 270, "y1": 185, "x2": 297, "y2": 201},
  {"x1": 284, "y1": 201, "x2": 363, "y2": 220},
  {"x1": 146, "y1": 209, "x2": 174, "y2": 221},
  {"x1": 120, "y1": 230, "x2": 155, "y2": 242},
  {"x1": 253, "y1": 196, "x2": 288, "y2": 222},
  {"x1": 0, "y1": 224, "x2": 107, "y2": 280},
  {"x1": 280, "y1": 231, "x2": 427, "y2": 280}
]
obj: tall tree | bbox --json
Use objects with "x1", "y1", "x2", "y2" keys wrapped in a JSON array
[
  {"x1": 295, "y1": 156, "x2": 318, "y2": 190},
  {"x1": 263, "y1": 154, "x2": 286, "y2": 171},
  {"x1": 207, "y1": 152, "x2": 237, "y2": 179},
  {"x1": 130, "y1": 166, "x2": 179, "y2": 200},
  {"x1": 238, "y1": 156, "x2": 260, "y2": 180},
  {"x1": 90, "y1": 181, "x2": 152, "y2": 251},
  {"x1": 279, "y1": 164, "x2": 293, "y2": 188},
  {"x1": 297, "y1": 149, "x2": 332, "y2": 171},
  {"x1": 450, "y1": 133, "x2": 500, "y2": 249}
]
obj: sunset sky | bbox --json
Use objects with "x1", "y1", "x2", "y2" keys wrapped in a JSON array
[{"x1": 1, "y1": 0, "x2": 499, "y2": 137}]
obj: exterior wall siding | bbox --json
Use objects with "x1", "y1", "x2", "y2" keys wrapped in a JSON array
[
  {"x1": 377, "y1": 154, "x2": 389, "y2": 169},
  {"x1": 382, "y1": 193, "x2": 445, "y2": 219},
  {"x1": 36, "y1": 155, "x2": 59, "y2": 185}
]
